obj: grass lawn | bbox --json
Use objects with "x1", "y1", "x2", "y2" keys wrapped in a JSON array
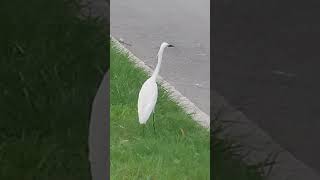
[
  {"x1": 0, "y1": 0, "x2": 108, "y2": 179},
  {"x1": 110, "y1": 44, "x2": 210, "y2": 179},
  {"x1": 110, "y1": 43, "x2": 266, "y2": 180}
]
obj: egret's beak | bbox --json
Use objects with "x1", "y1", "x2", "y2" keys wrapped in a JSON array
[{"x1": 168, "y1": 44, "x2": 175, "y2": 47}]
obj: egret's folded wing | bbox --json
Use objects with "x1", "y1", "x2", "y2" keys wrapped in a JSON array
[{"x1": 138, "y1": 81, "x2": 158, "y2": 121}]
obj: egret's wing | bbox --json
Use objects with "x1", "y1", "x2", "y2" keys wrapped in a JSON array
[{"x1": 138, "y1": 79, "x2": 158, "y2": 124}]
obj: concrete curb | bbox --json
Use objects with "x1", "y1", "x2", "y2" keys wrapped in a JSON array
[
  {"x1": 213, "y1": 91, "x2": 320, "y2": 180},
  {"x1": 110, "y1": 36, "x2": 210, "y2": 129}
]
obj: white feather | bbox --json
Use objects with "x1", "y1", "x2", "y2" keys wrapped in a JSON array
[
  {"x1": 137, "y1": 42, "x2": 172, "y2": 125},
  {"x1": 138, "y1": 78, "x2": 158, "y2": 124}
]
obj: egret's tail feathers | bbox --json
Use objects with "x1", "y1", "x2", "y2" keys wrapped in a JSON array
[
  {"x1": 138, "y1": 119, "x2": 147, "y2": 125},
  {"x1": 138, "y1": 115, "x2": 149, "y2": 124}
]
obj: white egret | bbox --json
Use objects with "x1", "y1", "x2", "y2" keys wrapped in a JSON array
[{"x1": 138, "y1": 42, "x2": 174, "y2": 134}]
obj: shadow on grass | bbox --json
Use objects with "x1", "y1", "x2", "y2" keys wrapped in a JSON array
[
  {"x1": 0, "y1": 0, "x2": 108, "y2": 179},
  {"x1": 212, "y1": 107, "x2": 278, "y2": 180}
]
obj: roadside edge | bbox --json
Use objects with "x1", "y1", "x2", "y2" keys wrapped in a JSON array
[
  {"x1": 110, "y1": 35, "x2": 210, "y2": 129},
  {"x1": 213, "y1": 90, "x2": 320, "y2": 180}
]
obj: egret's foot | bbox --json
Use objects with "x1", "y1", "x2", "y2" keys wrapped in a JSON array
[{"x1": 152, "y1": 112, "x2": 156, "y2": 134}]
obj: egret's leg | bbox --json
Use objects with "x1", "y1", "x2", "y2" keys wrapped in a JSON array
[
  {"x1": 142, "y1": 124, "x2": 145, "y2": 136},
  {"x1": 152, "y1": 112, "x2": 156, "y2": 133}
]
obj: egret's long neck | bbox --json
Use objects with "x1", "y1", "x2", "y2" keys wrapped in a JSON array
[{"x1": 151, "y1": 46, "x2": 165, "y2": 80}]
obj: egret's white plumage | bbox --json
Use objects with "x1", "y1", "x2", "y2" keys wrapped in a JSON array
[
  {"x1": 138, "y1": 42, "x2": 174, "y2": 125},
  {"x1": 138, "y1": 78, "x2": 158, "y2": 124}
]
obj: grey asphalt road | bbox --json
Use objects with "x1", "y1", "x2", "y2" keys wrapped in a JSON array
[
  {"x1": 214, "y1": 0, "x2": 320, "y2": 173},
  {"x1": 111, "y1": 0, "x2": 210, "y2": 115}
]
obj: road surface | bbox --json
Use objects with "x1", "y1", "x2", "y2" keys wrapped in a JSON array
[
  {"x1": 214, "y1": 0, "x2": 320, "y2": 173},
  {"x1": 111, "y1": 0, "x2": 210, "y2": 115}
]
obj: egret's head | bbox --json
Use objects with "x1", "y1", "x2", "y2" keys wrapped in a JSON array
[{"x1": 161, "y1": 42, "x2": 175, "y2": 48}]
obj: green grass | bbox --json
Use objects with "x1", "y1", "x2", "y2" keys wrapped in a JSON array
[
  {"x1": 110, "y1": 44, "x2": 210, "y2": 180},
  {"x1": 0, "y1": 0, "x2": 108, "y2": 179},
  {"x1": 110, "y1": 44, "x2": 267, "y2": 180}
]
